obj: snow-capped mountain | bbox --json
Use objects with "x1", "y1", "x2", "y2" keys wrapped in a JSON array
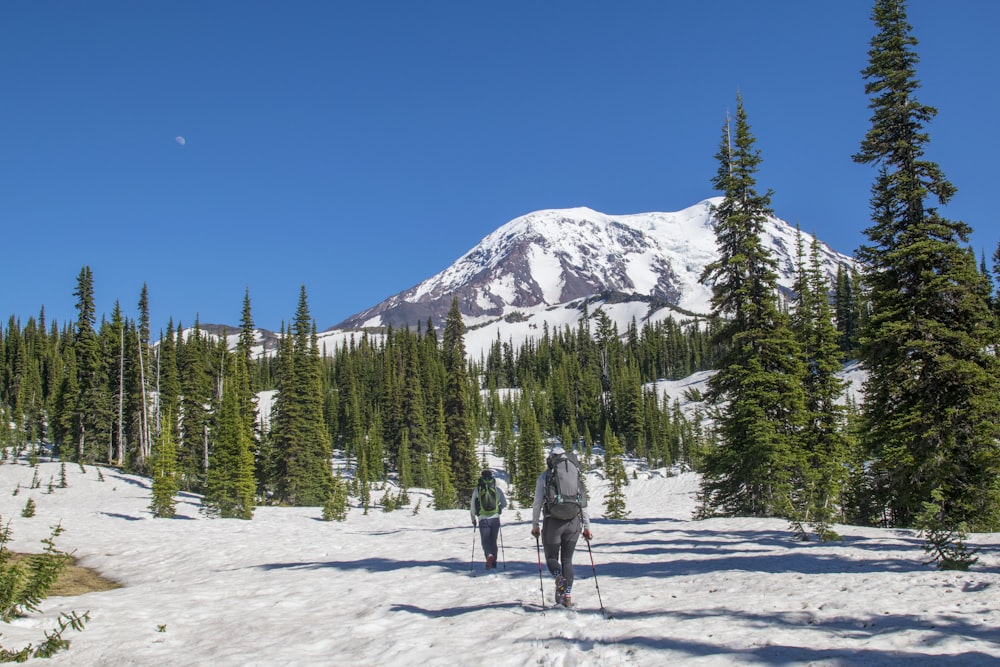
[
  {"x1": 195, "y1": 199, "x2": 853, "y2": 362},
  {"x1": 331, "y1": 198, "x2": 852, "y2": 334}
]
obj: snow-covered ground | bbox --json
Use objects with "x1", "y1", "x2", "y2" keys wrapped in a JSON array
[{"x1": 2, "y1": 456, "x2": 1000, "y2": 666}]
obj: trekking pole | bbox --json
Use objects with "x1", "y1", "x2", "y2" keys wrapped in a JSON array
[
  {"x1": 535, "y1": 534, "x2": 545, "y2": 608},
  {"x1": 498, "y1": 523, "x2": 507, "y2": 571},
  {"x1": 470, "y1": 524, "x2": 477, "y2": 573},
  {"x1": 584, "y1": 536, "x2": 607, "y2": 618}
]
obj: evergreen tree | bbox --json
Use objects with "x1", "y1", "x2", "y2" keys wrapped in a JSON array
[
  {"x1": 697, "y1": 95, "x2": 807, "y2": 518},
  {"x1": 107, "y1": 304, "x2": 127, "y2": 466},
  {"x1": 397, "y1": 428, "x2": 413, "y2": 505},
  {"x1": 853, "y1": 0, "x2": 1000, "y2": 532},
  {"x1": 420, "y1": 320, "x2": 443, "y2": 439},
  {"x1": 834, "y1": 263, "x2": 864, "y2": 357},
  {"x1": 203, "y1": 368, "x2": 257, "y2": 520},
  {"x1": 13, "y1": 317, "x2": 46, "y2": 445},
  {"x1": 613, "y1": 360, "x2": 645, "y2": 457},
  {"x1": 322, "y1": 472, "x2": 349, "y2": 521},
  {"x1": 262, "y1": 321, "x2": 292, "y2": 499},
  {"x1": 365, "y1": 410, "x2": 386, "y2": 484},
  {"x1": 602, "y1": 426, "x2": 629, "y2": 520},
  {"x1": 515, "y1": 396, "x2": 544, "y2": 506},
  {"x1": 270, "y1": 287, "x2": 334, "y2": 506},
  {"x1": 157, "y1": 320, "x2": 181, "y2": 442},
  {"x1": 176, "y1": 320, "x2": 212, "y2": 491},
  {"x1": 791, "y1": 233, "x2": 851, "y2": 539},
  {"x1": 442, "y1": 298, "x2": 477, "y2": 505},
  {"x1": 68, "y1": 266, "x2": 107, "y2": 463},
  {"x1": 52, "y1": 342, "x2": 78, "y2": 453},
  {"x1": 400, "y1": 332, "x2": 431, "y2": 487},
  {"x1": 1, "y1": 317, "x2": 22, "y2": 441},
  {"x1": 496, "y1": 398, "x2": 516, "y2": 487},
  {"x1": 643, "y1": 387, "x2": 672, "y2": 469},
  {"x1": 992, "y1": 242, "x2": 1000, "y2": 320},
  {"x1": 339, "y1": 364, "x2": 365, "y2": 469},
  {"x1": 235, "y1": 288, "x2": 261, "y2": 477},
  {"x1": 431, "y1": 400, "x2": 457, "y2": 510},
  {"x1": 149, "y1": 410, "x2": 180, "y2": 518}
]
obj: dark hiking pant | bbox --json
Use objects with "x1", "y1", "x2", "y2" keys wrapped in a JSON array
[{"x1": 542, "y1": 515, "x2": 581, "y2": 590}]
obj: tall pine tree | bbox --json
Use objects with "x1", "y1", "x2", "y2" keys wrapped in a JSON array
[
  {"x1": 442, "y1": 298, "x2": 477, "y2": 505},
  {"x1": 697, "y1": 94, "x2": 807, "y2": 518},
  {"x1": 515, "y1": 394, "x2": 544, "y2": 507},
  {"x1": 177, "y1": 320, "x2": 212, "y2": 491},
  {"x1": 69, "y1": 266, "x2": 108, "y2": 463},
  {"x1": 853, "y1": 0, "x2": 1000, "y2": 531},
  {"x1": 431, "y1": 399, "x2": 457, "y2": 510},
  {"x1": 791, "y1": 232, "x2": 850, "y2": 540},
  {"x1": 270, "y1": 287, "x2": 335, "y2": 506},
  {"x1": 235, "y1": 288, "x2": 261, "y2": 471},
  {"x1": 203, "y1": 367, "x2": 257, "y2": 520}
]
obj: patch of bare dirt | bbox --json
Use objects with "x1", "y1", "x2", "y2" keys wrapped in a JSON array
[{"x1": 8, "y1": 553, "x2": 121, "y2": 596}]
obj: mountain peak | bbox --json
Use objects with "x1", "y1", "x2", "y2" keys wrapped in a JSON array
[{"x1": 332, "y1": 199, "x2": 850, "y2": 337}]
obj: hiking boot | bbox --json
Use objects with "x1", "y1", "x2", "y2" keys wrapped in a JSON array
[
  {"x1": 562, "y1": 594, "x2": 573, "y2": 608},
  {"x1": 486, "y1": 554, "x2": 496, "y2": 570},
  {"x1": 554, "y1": 575, "x2": 566, "y2": 605}
]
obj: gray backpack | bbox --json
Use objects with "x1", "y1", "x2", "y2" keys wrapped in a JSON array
[{"x1": 544, "y1": 452, "x2": 585, "y2": 520}]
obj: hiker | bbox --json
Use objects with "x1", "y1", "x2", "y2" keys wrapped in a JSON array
[
  {"x1": 531, "y1": 445, "x2": 592, "y2": 607},
  {"x1": 470, "y1": 469, "x2": 507, "y2": 570}
]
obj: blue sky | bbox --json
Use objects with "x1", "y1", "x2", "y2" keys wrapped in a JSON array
[{"x1": 3, "y1": 1, "x2": 998, "y2": 334}]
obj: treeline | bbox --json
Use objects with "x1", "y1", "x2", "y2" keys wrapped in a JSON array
[
  {"x1": 1, "y1": 251, "x2": 867, "y2": 512},
  {"x1": 0, "y1": 274, "x2": 733, "y2": 505}
]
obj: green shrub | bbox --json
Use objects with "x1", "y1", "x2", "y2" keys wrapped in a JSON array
[{"x1": 0, "y1": 518, "x2": 89, "y2": 661}]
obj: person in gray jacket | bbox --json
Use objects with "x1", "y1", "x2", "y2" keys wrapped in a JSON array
[
  {"x1": 531, "y1": 446, "x2": 592, "y2": 607},
  {"x1": 470, "y1": 469, "x2": 507, "y2": 570}
]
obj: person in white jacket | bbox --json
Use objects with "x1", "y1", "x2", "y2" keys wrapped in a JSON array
[{"x1": 530, "y1": 446, "x2": 592, "y2": 607}]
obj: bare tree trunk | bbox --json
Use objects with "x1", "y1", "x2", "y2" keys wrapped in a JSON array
[
  {"x1": 77, "y1": 419, "x2": 84, "y2": 463},
  {"x1": 138, "y1": 338, "x2": 150, "y2": 463},
  {"x1": 154, "y1": 348, "x2": 161, "y2": 436},
  {"x1": 116, "y1": 327, "x2": 124, "y2": 466}
]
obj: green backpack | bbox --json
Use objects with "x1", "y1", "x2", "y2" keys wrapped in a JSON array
[{"x1": 476, "y1": 477, "x2": 499, "y2": 513}]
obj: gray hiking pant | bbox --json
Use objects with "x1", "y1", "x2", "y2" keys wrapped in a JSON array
[
  {"x1": 542, "y1": 515, "x2": 581, "y2": 590},
  {"x1": 478, "y1": 515, "x2": 501, "y2": 560}
]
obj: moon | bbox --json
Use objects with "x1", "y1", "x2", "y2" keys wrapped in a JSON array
[{"x1": 175, "y1": 136, "x2": 186, "y2": 146}]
